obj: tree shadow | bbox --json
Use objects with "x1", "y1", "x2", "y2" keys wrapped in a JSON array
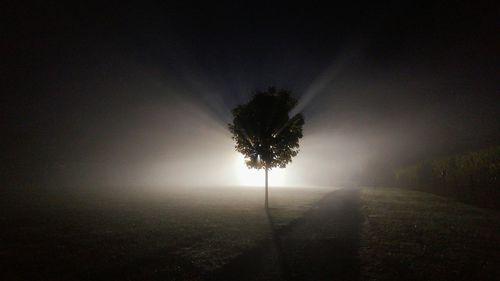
[
  {"x1": 207, "y1": 207, "x2": 293, "y2": 281},
  {"x1": 209, "y1": 188, "x2": 363, "y2": 281},
  {"x1": 265, "y1": 207, "x2": 292, "y2": 280},
  {"x1": 283, "y1": 188, "x2": 363, "y2": 281}
]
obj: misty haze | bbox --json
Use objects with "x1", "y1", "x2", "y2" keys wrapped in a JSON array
[{"x1": 2, "y1": 1, "x2": 499, "y2": 281}]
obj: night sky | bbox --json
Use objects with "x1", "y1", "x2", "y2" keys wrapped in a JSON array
[{"x1": 2, "y1": 1, "x2": 499, "y2": 188}]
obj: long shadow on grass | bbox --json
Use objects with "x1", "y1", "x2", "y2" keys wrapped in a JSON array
[
  {"x1": 209, "y1": 188, "x2": 363, "y2": 281},
  {"x1": 266, "y1": 207, "x2": 292, "y2": 280},
  {"x1": 206, "y1": 207, "x2": 293, "y2": 280}
]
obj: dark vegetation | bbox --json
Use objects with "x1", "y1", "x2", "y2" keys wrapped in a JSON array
[
  {"x1": 395, "y1": 146, "x2": 500, "y2": 209},
  {"x1": 229, "y1": 87, "x2": 304, "y2": 171},
  {"x1": 229, "y1": 87, "x2": 304, "y2": 208}
]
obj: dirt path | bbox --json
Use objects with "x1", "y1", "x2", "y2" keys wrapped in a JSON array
[{"x1": 210, "y1": 188, "x2": 363, "y2": 281}]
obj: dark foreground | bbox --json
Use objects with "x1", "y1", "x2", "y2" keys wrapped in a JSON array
[
  {"x1": 0, "y1": 187, "x2": 327, "y2": 280},
  {"x1": 212, "y1": 187, "x2": 500, "y2": 281},
  {"x1": 2, "y1": 187, "x2": 499, "y2": 280},
  {"x1": 212, "y1": 188, "x2": 363, "y2": 281}
]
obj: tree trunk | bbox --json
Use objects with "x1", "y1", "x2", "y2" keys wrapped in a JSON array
[{"x1": 265, "y1": 167, "x2": 269, "y2": 209}]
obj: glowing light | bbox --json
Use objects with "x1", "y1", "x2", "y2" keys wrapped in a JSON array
[{"x1": 235, "y1": 154, "x2": 286, "y2": 187}]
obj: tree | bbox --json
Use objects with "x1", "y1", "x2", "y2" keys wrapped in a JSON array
[{"x1": 229, "y1": 87, "x2": 305, "y2": 209}]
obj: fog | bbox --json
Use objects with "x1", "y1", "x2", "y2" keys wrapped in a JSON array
[
  {"x1": 4, "y1": 53, "x2": 497, "y2": 191},
  {"x1": 2, "y1": 2, "x2": 498, "y2": 192}
]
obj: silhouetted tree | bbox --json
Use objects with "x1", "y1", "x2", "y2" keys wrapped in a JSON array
[{"x1": 229, "y1": 87, "x2": 304, "y2": 209}]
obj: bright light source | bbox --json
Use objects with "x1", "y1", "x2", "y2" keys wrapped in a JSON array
[{"x1": 235, "y1": 154, "x2": 286, "y2": 187}]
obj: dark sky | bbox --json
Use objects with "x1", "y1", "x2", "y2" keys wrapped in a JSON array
[{"x1": 2, "y1": 1, "x2": 499, "y2": 188}]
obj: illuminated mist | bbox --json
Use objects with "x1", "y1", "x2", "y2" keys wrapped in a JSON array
[
  {"x1": 2, "y1": 3, "x2": 499, "y2": 281},
  {"x1": 3, "y1": 2, "x2": 498, "y2": 192}
]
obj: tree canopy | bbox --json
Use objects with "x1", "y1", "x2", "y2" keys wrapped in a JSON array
[{"x1": 229, "y1": 87, "x2": 305, "y2": 170}]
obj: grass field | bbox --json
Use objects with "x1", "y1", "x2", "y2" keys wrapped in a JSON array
[
  {"x1": 0, "y1": 186, "x2": 332, "y2": 280},
  {"x1": 360, "y1": 187, "x2": 500, "y2": 281},
  {"x1": 2, "y1": 186, "x2": 499, "y2": 280}
]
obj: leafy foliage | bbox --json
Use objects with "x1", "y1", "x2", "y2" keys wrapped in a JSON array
[
  {"x1": 229, "y1": 87, "x2": 304, "y2": 169},
  {"x1": 395, "y1": 146, "x2": 500, "y2": 208}
]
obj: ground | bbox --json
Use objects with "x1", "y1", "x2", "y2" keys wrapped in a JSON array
[
  {"x1": 1, "y1": 186, "x2": 499, "y2": 280},
  {"x1": 0, "y1": 186, "x2": 330, "y2": 280},
  {"x1": 212, "y1": 188, "x2": 362, "y2": 281},
  {"x1": 360, "y1": 187, "x2": 500, "y2": 281}
]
